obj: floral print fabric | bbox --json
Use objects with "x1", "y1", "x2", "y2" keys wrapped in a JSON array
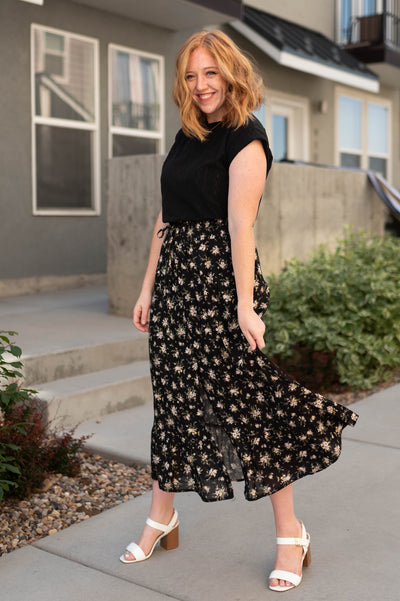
[{"x1": 149, "y1": 220, "x2": 358, "y2": 502}]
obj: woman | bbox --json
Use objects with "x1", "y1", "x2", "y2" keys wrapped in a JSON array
[{"x1": 120, "y1": 30, "x2": 358, "y2": 592}]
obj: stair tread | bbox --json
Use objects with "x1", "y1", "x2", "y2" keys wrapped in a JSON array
[
  {"x1": 22, "y1": 336, "x2": 146, "y2": 361},
  {"x1": 2, "y1": 286, "x2": 145, "y2": 357},
  {"x1": 36, "y1": 361, "x2": 150, "y2": 397}
]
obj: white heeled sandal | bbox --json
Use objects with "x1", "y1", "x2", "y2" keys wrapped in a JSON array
[
  {"x1": 120, "y1": 509, "x2": 179, "y2": 564},
  {"x1": 268, "y1": 521, "x2": 311, "y2": 592}
]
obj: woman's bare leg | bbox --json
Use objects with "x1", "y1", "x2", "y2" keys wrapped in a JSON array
[
  {"x1": 122, "y1": 480, "x2": 175, "y2": 561},
  {"x1": 269, "y1": 484, "x2": 304, "y2": 589}
]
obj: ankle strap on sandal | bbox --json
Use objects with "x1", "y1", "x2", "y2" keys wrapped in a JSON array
[
  {"x1": 276, "y1": 536, "x2": 308, "y2": 547},
  {"x1": 146, "y1": 509, "x2": 178, "y2": 533}
]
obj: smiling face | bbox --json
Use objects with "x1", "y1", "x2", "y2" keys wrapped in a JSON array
[{"x1": 185, "y1": 46, "x2": 227, "y2": 123}]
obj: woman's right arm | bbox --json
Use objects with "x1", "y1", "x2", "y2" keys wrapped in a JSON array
[{"x1": 133, "y1": 209, "x2": 166, "y2": 332}]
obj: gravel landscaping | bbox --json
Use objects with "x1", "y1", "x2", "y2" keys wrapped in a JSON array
[
  {"x1": 1, "y1": 370, "x2": 399, "y2": 558},
  {"x1": 0, "y1": 452, "x2": 152, "y2": 557}
]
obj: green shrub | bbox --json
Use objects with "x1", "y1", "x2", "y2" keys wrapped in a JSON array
[
  {"x1": 47, "y1": 428, "x2": 90, "y2": 478},
  {"x1": 0, "y1": 423, "x2": 22, "y2": 502},
  {"x1": 0, "y1": 331, "x2": 90, "y2": 500},
  {"x1": 1, "y1": 403, "x2": 50, "y2": 498},
  {"x1": 1, "y1": 402, "x2": 90, "y2": 499},
  {"x1": 0, "y1": 331, "x2": 34, "y2": 500},
  {"x1": 263, "y1": 230, "x2": 400, "y2": 390},
  {"x1": 0, "y1": 331, "x2": 34, "y2": 415}
]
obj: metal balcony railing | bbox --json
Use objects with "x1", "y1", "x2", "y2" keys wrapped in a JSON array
[{"x1": 346, "y1": 2, "x2": 400, "y2": 48}]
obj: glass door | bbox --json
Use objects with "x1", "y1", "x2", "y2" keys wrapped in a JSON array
[{"x1": 271, "y1": 114, "x2": 288, "y2": 162}]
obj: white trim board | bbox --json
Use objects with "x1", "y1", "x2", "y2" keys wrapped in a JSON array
[{"x1": 231, "y1": 20, "x2": 379, "y2": 94}]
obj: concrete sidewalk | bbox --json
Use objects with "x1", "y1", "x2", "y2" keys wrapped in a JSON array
[{"x1": 1, "y1": 383, "x2": 400, "y2": 601}]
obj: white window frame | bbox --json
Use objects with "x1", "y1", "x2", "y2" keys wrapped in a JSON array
[
  {"x1": 336, "y1": 0, "x2": 384, "y2": 43},
  {"x1": 31, "y1": 24, "x2": 100, "y2": 216},
  {"x1": 334, "y1": 86, "x2": 392, "y2": 180},
  {"x1": 108, "y1": 44, "x2": 165, "y2": 158},
  {"x1": 266, "y1": 91, "x2": 310, "y2": 162}
]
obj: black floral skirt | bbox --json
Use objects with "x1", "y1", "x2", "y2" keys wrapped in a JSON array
[{"x1": 149, "y1": 220, "x2": 358, "y2": 502}]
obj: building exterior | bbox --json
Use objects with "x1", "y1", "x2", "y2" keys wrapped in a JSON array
[
  {"x1": 0, "y1": 0, "x2": 241, "y2": 293},
  {"x1": 230, "y1": 1, "x2": 398, "y2": 183},
  {"x1": 1, "y1": 0, "x2": 399, "y2": 294}
]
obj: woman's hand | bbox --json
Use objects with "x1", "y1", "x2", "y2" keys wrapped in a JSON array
[
  {"x1": 237, "y1": 304, "x2": 266, "y2": 351},
  {"x1": 133, "y1": 290, "x2": 152, "y2": 332}
]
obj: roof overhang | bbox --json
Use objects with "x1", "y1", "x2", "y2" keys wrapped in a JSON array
[
  {"x1": 231, "y1": 19, "x2": 380, "y2": 93},
  {"x1": 70, "y1": 0, "x2": 242, "y2": 30}
]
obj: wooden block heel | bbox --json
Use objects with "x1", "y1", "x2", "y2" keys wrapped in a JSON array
[{"x1": 160, "y1": 524, "x2": 179, "y2": 550}]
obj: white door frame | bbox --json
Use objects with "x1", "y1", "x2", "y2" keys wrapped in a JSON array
[{"x1": 267, "y1": 91, "x2": 310, "y2": 162}]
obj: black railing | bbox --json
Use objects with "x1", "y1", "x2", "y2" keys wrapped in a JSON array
[
  {"x1": 346, "y1": 4, "x2": 400, "y2": 48},
  {"x1": 112, "y1": 102, "x2": 160, "y2": 131}
]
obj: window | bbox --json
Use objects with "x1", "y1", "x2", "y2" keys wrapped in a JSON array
[
  {"x1": 339, "y1": 96, "x2": 362, "y2": 168},
  {"x1": 337, "y1": 90, "x2": 390, "y2": 177},
  {"x1": 337, "y1": 0, "x2": 383, "y2": 43},
  {"x1": 31, "y1": 25, "x2": 100, "y2": 215},
  {"x1": 367, "y1": 102, "x2": 389, "y2": 176},
  {"x1": 341, "y1": 0, "x2": 352, "y2": 42},
  {"x1": 272, "y1": 115, "x2": 288, "y2": 162},
  {"x1": 363, "y1": 0, "x2": 377, "y2": 15},
  {"x1": 253, "y1": 103, "x2": 266, "y2": 127},
  {"x1": 42, "y1": 31, "x2": 68, "y2": 82},
  {"x1": 109, "y1": 45, "x2": 164, "y2": 157}
]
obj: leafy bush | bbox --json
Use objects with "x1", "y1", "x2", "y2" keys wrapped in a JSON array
[
  {"x1": 1, "y1": 401, "x2": 90, "y2": 500},
  {"x1": 0, "y1": 423, "x2": 22, "y2": 502},
  {"x1": 1, "y1": 403, "x2": 50, "y2": 498},
  {"x1": 0, "y1": 330, "x2": 34, "y2": 500},
  {"x1": 47, "y1": 428, "x2": 89, "y2": 478},
  {"x1": 263, "y1": 230, "x2": 400, "y2": 390},
  {"x1": 0, "y1": 330, "x2": 34, "y2": 415},
  {"x1": 0, "y1": 331, "x2": 90, "y2": 500}
]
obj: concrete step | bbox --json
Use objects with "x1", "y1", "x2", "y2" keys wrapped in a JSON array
[
  {"x1": 2, "y1": 286, "x2": 153, "y2": 429},
  {"x1": 23, "y1": 337, "x2": 148, "y2": 387},
  {"x1": 74, "y1": 403, "x2": 153, "y2": 466},
  {"x1": 35, "y1": 361, "x2": 152, "y2": 428}
]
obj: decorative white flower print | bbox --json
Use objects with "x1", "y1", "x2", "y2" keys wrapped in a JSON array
[{"x1": 149, "y1": 220, "x2": 358, "y2": 503}]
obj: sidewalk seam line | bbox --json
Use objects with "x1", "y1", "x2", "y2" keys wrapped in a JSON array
[
  {"x1": 344, "y1": 437, "x2": 400, "y2": 451},
  {"x1": 30, "y1": 544, "x2": 186, "y2": 601}
]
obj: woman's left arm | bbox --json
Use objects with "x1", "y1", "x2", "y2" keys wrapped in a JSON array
[{"x1": 228, "y1": 139, "x2": 267, "y2": 351}]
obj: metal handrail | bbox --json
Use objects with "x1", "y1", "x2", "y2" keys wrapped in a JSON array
[{"x1": 367, "y1": 171, "x2": 400, "y2": 220}]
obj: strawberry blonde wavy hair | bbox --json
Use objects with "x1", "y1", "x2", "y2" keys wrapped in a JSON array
[{"x1": 173, "y1": 30, "x2": 264, "y2": 141}]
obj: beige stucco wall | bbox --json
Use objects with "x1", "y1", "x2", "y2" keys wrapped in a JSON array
[
  {"x1": 245, "y1": 0, "x2": 335, "y2": 39},
  {"x1": 108, "y1": 156, "x2": 385, "y2": 317}
]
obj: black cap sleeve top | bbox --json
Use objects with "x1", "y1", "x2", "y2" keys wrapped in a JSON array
[{"x1": 161, "y1": 116, "x2": 273, "y2": 223}]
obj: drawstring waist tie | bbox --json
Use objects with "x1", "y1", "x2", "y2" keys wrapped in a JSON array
[{"x1": 157, "y1": 225, "x2": 170, "y2": 239}]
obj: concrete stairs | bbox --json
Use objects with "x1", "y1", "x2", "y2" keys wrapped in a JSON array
[
  {"x1": 26, "y1": 353, "x2": 152, "y2": 429},
  {"x1": 1, "y1": 286, "x2": 153, "y2": 429}
]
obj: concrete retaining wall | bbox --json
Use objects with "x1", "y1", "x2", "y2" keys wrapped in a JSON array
[
  {"x1": 108, "y1": 156, "x2": 385, "y2": 317},
  {"x1": 108, "y1": 155, "x2": 164, "y2": 317}
]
